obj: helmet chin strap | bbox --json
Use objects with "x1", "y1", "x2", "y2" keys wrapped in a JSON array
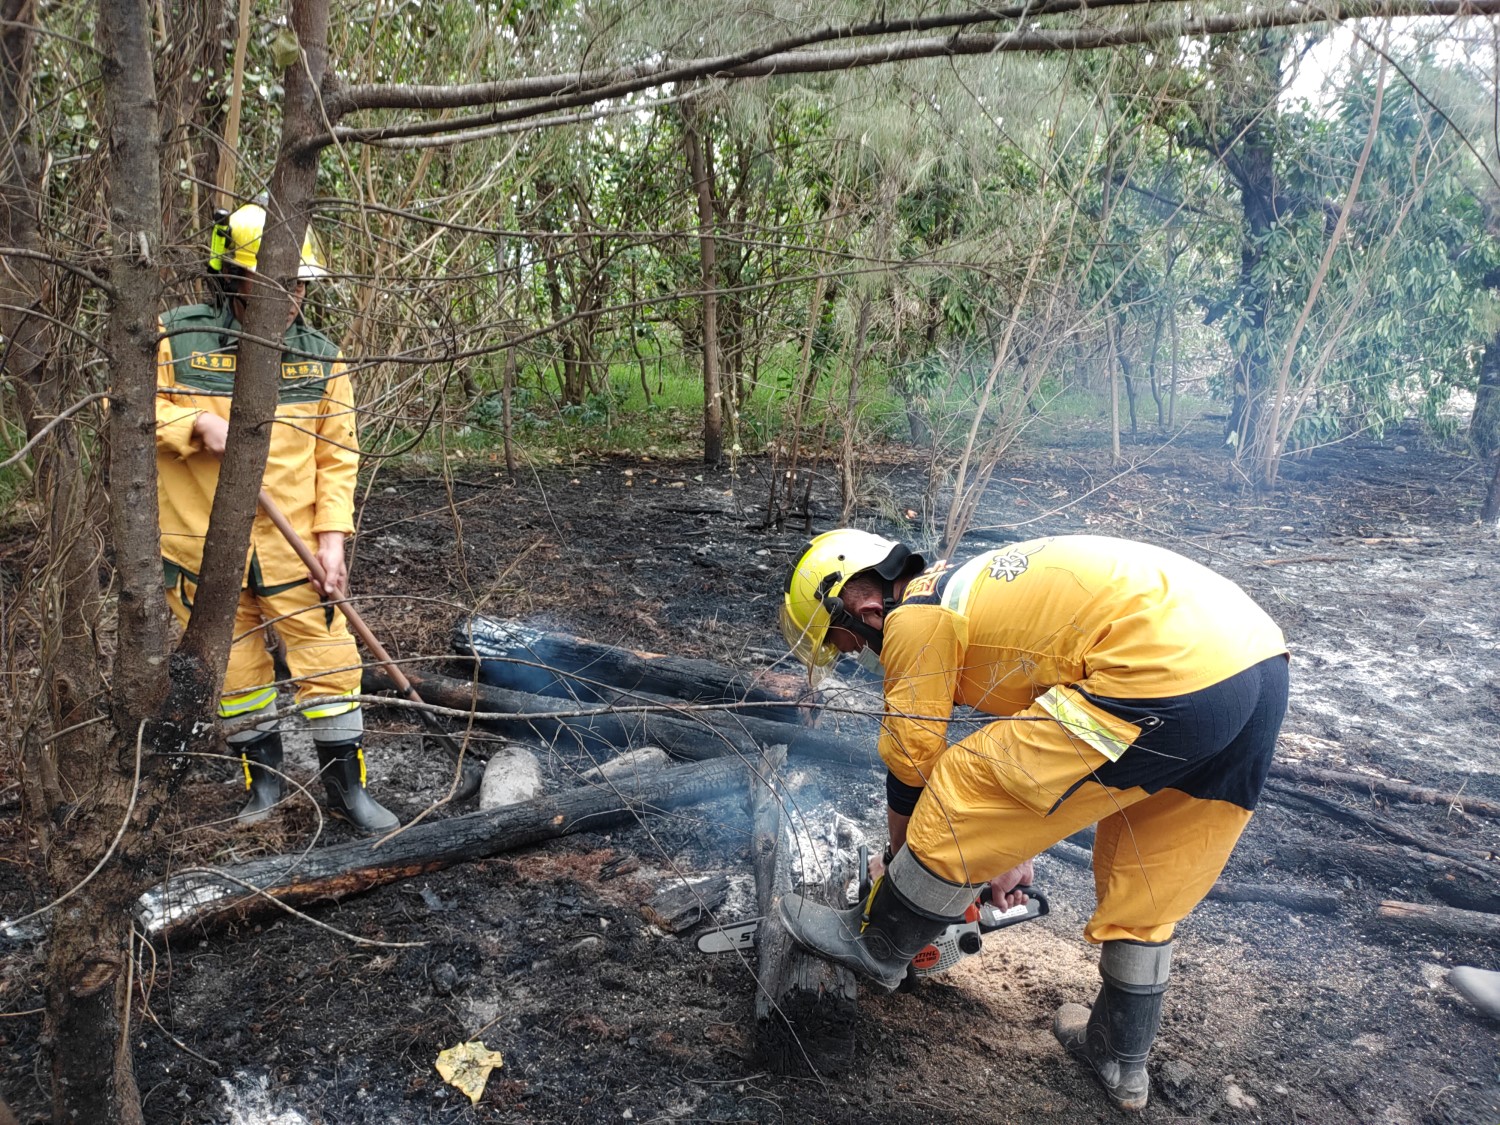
[{"x1": 822, "y1": 585, "x2": 899, "y2": 655}]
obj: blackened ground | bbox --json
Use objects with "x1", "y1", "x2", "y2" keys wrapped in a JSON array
[{"x1": 3, "y1": 415, "x2": 1498, "y2": 1124}]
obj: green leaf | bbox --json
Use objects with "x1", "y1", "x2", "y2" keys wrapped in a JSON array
[{"x1": 270, "y1": 27, "x2": 300, "y2": 71}]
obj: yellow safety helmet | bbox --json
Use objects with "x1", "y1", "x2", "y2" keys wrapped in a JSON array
[
  {"x1": 779, "y1": 528, "x2": 923, "y2": 681},
  {"x1": 209, "y1": 203, "x2": 328, "y2": 279}
]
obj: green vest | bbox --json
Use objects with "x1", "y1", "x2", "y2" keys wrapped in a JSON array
[{"x1": 159, "y1": 303, "x2": 341, "y2": 405}]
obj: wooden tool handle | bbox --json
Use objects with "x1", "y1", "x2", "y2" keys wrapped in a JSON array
[{"x1": 256, "y1": 488, "x2": 416, "y2": 700}]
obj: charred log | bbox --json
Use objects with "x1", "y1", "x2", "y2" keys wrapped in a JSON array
[
  {"x1": 1268, "y1": 761, "x2": 1500, "y2": 820},
  {"x1": 364, "y1": 667, "x2": 879, "y2": 770},
  {"x1": 748, "y1": 744, "x2": 857, "y2": 1075},
  {"x1": 137, "y1": 757, "x2": 747, "y2": 941},
  {"x1": 1264, "y1": 781, "x2": 1493, "y2": 880},
  {"x1": 457, "y1": 616, "x2": 810, "y2": 724},
  {"x1": 642, "y1": 874, "x2": 730, "y2": 934},
  {"x1": 1274, "y1": 840, "x2": 1500, "y2": 915},
  {"x1": 1372, "y1": 900, "x2": 1500, "y2": 941}
]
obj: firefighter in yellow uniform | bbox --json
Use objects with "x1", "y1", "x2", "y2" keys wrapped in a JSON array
[
  {"x1": 777, "y1": 530, "x2": 1289, "y2": 1112},
  {"x1": 155, "y1": 203, "x2": 397, "y2": 834}
]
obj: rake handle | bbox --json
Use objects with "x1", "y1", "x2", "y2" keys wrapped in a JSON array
[{"x1": 255, "y1": 488, "x2": 461, "y2": 750}]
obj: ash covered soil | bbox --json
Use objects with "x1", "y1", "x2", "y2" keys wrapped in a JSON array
[{"x1": 4, "y1": 418, "x2": 1500, "y2": 1124}]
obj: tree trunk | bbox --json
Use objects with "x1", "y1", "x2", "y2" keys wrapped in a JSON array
[
  {"x1": 684, "y1": 103, "x2": 723, "y2": 466},
  {"x1": 1146, "y1": 304, "x2": 1165, "y2": 428},
  {"x1": 1222, "y1": 33, "x2": 1285, "y2": 474},
  {"x1": 1167, "y1": 301, "x2": 1180, "y2": 427},
  {"x1": 839, "y1": 295, "x2": 871, "y2": 522},
  {"x1": 1482, "y1": 452, "x2": 1500, "y2": 524},
  {"x1": 39, "y1": 1, "x2": 174, "y2": 1120},
  {"x1": 1470, "y1": 333, "x2": 1500, "y2": 458},
  {"x1": 1108, "y1": 316, "x2": 1122, "y2": 463},
  {"x1": 173, "y1": 0, "x2": 331, "y2": 702}
]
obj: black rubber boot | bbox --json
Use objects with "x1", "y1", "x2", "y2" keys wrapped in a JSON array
[
  {"x1": 235, "y1": 733, "x2": 284, "y2": 826},
  {"x1": 317, "y1": 741, "x2": 400, "y2": 834},
  {"x1": 778, "y1": 848, "x2": 970, "y2": 991},
  {"x1": 1054, "y1": 939, "x2": 1172, "y2": 1112}
]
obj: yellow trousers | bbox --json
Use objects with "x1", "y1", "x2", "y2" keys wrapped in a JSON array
[
  {"x1": 165, "y1": 568, "x2": 361, "y2": 720},
  {"x1": 904, "y1": 656, "x2": 1287, "y2": 944}
]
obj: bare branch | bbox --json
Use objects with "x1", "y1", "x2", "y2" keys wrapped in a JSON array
[
  {"x1": 0, "y1": 392, "x2": 108, "y2": 468},
  {"x1": 318, "y1": 0, "x2": 1500, "y2": 150}
]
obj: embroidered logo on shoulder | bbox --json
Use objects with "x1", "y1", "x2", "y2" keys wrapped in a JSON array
[
  {"x1": 986, "y1": 545, "x2": 1041, "y2": 582},
  {"x1": 189, "y1": 351, "x2": 235, "y2": 371},
  {"x1": 902, "y1": 560, "x2": 949, "y2": 601}
]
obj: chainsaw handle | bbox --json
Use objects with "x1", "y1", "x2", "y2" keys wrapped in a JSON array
[{"x1": 976, "y1": 884, "x2": 1049, "y2": 932}]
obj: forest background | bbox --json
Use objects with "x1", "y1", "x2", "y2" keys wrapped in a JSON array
[{"x1": 4, "y1": 1, "x2": 1500, "y2": 1121}]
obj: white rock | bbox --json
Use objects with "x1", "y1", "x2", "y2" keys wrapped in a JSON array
[
  {"x1": 479, "y1": 747, "x2": 544, "y2": 809},
  {"x1": 580, "y1": 747, "x2": 671, "y2": 782},
  {"x1": 1225, "y1": 1082, "x2": 1259, "y2": 1110},
  {"x1": 1419, "y1": 961, "x2": 1448, "y2": 989}
]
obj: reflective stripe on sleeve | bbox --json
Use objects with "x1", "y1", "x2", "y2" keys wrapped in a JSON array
[{"x1": 1035, "y1": 685, "x2": 1131, "y2": 763}]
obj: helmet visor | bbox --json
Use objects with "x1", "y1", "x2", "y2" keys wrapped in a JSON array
[{"x1": 779, "y1": 600, "x2": 840, "y2": 685}]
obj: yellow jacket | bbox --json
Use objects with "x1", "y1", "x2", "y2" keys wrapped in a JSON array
[
  {"x1": 155, "y1": 303, "x2": 358, "y2": 588},
  {"x1": 877, "y1": 535, "x2": 1287, "y2": 788}
]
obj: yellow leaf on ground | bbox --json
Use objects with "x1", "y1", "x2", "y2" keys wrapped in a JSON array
[{"x1": 434, "y1": 1041, "x2": 505, "y2": 1105}]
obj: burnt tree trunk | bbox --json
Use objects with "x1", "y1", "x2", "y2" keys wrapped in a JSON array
[
  {"x1": 1201, "y1": 31, "x2": 1286, "y2": 478},
  {"x1": 39, "y1": 0, "x2": 175, "y2": 1122},
  {"x1": 748, "y1": 744, "x2": 858, "y2": 1074},
  {"x1": 1483, "y1": 450, "x2": 1500, "y2": 525},
  {"x1": 0, "y1": 0, "x2": 67, "y2": 824},
  {"x1": 173, "y1": 0, "x2": 331, "y2": 700}
]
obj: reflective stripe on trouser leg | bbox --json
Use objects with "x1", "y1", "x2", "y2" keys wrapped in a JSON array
[
  {"x1": 220, "y1": 689, "x2": 278, "y2": 724},
  {"x1": 166, "y1": 577, "x2": 282, "y2": 721},
  {"x1": 252, "y1": 580, "x2": 363, "y2": 721}
]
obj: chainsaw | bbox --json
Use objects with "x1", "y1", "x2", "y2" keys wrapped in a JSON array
[{"x1": 696, "y1": 846, "x2": 1049, "y2": 979}]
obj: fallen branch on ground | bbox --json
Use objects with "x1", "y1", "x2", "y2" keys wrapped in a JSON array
[
  {"x1": 1269, "y1": 761, "x2": 1500, "y2": 820},
  {"x1": 136, "y1": 756, "x2": 747, "y2": 941},
  {"x1": 1372, "y1": 900, "x2": 1500, "y2": 940},
  {"x1": 365, "y1": 666, "x2": 879, "y2": 769}
]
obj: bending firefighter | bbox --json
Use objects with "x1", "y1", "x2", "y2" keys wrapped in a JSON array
[
  {"x1": 777, "y1": 531, "x2": 1289, "y2": 1111},
  {"x1": 154, "y1": 203, "x2": 398, "y2": 834}
]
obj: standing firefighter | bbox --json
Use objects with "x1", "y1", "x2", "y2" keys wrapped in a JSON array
[
  {"x1": 777, "y1": 531, "x2": 1289, "y2": 1111},
  {"x1": 154, "y1": 203, "x2": 398, "y2": 834}
]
